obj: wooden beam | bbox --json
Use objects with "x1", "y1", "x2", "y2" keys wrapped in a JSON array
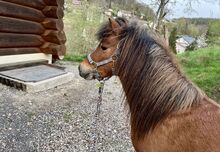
[
  {"x1": 42, "y1": 30, "x2": 66, "y2": 45},
  {"x1": 0, "y1": 1, "x2": 45, "y2": 22},
  {"x1": 41, "y1": 18, "x2": 64, "y2": 31},
  {"x1": 42, "y1": 6, "x2": 64, "y2": 19},
  {"x1": 0, "y1": 48, "x2": 41, "y2": 56},
  {"x1": 0, "y1": 33, "x2": 44, "y2": 48},
  {"x1": 0, "y1": 16, "x2": 44, "y2": 34},
  {"x1": 3, "y1": 0, "x2": 46, "y2": 10},
  {"x1": 41, "y1": 42, "x2": 66, "y2": 56},
  {"x1": 0, "y1": 53, "x2": 52, "y2": 66},
  {"x1": 43, "y1": 0, "x2": 64, "y2": 6}
]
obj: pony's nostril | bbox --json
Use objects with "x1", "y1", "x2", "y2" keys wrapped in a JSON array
[
  {"x1": 78, "y1": 64, "x2": 97, "y2": 80},
  {"x1": 79, "y1": 70, "x2": 85, "y2": 78}
]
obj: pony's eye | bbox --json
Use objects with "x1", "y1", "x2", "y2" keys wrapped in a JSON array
[{"x1": 101, "y1": 46, "x2": 107, "y2": 50}]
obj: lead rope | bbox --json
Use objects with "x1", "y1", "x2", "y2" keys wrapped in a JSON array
[{"x1": 87, "y1": 80, "x2": 105, "y2": 152}]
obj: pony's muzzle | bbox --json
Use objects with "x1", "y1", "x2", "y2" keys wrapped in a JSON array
[{"x1": 78, "y1": 64, "x2": 100, "y2": 80}]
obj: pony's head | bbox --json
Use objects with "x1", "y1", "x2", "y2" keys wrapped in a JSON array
[{"x1": 79, "y1": 18, "x2": 127, "y2": 80}]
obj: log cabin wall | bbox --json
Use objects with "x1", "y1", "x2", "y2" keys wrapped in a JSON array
[{"x1": 0, "y1": 0, "x2": 66, "y2": 65}]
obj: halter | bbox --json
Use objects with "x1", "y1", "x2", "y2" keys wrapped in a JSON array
[
  {"x1": 87, "y1": 39, "x2": 123, "y2": 76},
  {"x1": 87, "y1": 53, "x2": 116, "y2": 68}
]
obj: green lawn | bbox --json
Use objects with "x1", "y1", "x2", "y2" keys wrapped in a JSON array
[
  {"x1": 178, "y1": 46, "x2": 220, "y2": 101},
  {"x1": 64, "y1": 54, "x2": 87, "y2": 62}
]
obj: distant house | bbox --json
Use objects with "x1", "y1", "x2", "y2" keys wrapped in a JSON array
[
  {"x1": 176, "y1": 35, "x2": 196, "y2": 54},
  {"x1": 117, "y1": 10, "x2": 133, "y2": 18},
  {"x1": 104, "y1": 9, "x2": 114, "y2": 17},
  {"x1": 72, "y1": 0, "x2": 81, "y2": 6}
]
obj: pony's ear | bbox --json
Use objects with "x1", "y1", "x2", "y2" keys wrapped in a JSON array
[{"x1": 109, "y1": 18, "x2": 121, "y2": 34}]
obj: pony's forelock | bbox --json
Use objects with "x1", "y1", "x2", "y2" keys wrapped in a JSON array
[{"x1": 96, "y1": 17, "x2": 128, "y2": 40}]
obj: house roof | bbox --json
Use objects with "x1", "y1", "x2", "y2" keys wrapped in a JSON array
[{"x1": 180, "y1": 35, "x2": 195, "y2": 45}]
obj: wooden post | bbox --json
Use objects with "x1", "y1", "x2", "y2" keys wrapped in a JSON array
[
  {"x1": 0, "y1": 33, "x2": 44, "y2": 47},
  {"x1": 0, "y1": 16, "x2": 44, "y2": 34}
]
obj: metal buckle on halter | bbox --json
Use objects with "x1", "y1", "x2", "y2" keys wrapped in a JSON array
[{"x1": 112, "y1": 55, "x2": 118, "y2": 61}]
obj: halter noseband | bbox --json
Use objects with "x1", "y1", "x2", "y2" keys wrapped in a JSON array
[
  {"x1": 87, "y1": 53, "x2": 116, "y2": 68},
  {"x1": 87, "y1": 39, "x2": 123, "y2": 77}
]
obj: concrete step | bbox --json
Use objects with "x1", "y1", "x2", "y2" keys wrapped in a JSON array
[{"x1": 0, "y1": 63, "x2": 73, "y2": 92}]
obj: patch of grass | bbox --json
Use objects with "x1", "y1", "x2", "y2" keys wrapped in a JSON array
[
  {"x1": 178, "y1": 46, "x2": 220, "y2": 101},
  {"x1": 63, "y1": 112, "x2": 73, "y2": 123},
  {"x1": 25, "y1": 111, "x2": 35, "y2": 122},
  {"x1": 64, "y1": 54, "x2": 87, "y2": 62}
]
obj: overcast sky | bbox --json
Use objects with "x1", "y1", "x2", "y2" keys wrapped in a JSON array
[{"x1": 138, "y1": 0, "x2": 220, "y2": 18}]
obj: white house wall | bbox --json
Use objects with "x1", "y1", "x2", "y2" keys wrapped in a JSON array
[{"x1": 176, "y1": 38, "x2": 190, "y2": 53}]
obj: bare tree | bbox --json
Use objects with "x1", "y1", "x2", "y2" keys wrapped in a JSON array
[
  {"x1": 153, "y1": 0, "x2": 169, "y2": 30},
  {"x1": 142, "y1": 0, "x2": 219, "y2": 31},
  {"x1": 139, "y1": 0, "x2": 219, "y2": 43},
  {"x1": 148, "y1": 0, "x2": 176, "y2": 31}
]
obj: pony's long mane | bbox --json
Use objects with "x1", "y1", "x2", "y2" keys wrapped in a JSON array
[{"x1": 97, "y1": 18, "x2": 204, "y2": 139}]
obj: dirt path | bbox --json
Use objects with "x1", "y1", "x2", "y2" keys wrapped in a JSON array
[{"x1": 0, "y1": 62, "x2": 134, "y2": 152}]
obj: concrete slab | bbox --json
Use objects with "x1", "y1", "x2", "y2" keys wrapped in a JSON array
[
  {"x1": 0, "y1": 72, "x2": 73, "y2": 93},
  {"x1": 25, "y1": 72, "x2": 73, "y2": 93},
  {"x1": 0, "y1": 65, "x2": 66, "y2": 82},
  {"x1": 0, "y1": 64, "x2": 74, "y2": 92}
]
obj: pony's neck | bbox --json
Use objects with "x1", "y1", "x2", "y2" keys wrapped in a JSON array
[{"x1": 117, "y1": 38, "x2": 203, "y2": 138}]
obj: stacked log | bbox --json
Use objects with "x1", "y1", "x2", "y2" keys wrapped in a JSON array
[
  {"x1": 0, "y1": 0, "x2": 66, "y2": 59},
  {"x1": 40, "y1": 0, "x2": 66, "y2": 59}
]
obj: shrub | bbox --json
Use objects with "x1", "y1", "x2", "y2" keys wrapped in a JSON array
[{"x1": 169, "y1": 27, "x2": 177, "y2": 54}]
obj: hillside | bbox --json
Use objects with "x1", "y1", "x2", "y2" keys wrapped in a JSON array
[{"x1": 172, "y1": 18, "x2": 220, "y2": 25}]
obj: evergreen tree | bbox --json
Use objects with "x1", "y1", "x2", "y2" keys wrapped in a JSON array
[{"x1": 169, "y1": 27, "x2": 177, "y2": 54}]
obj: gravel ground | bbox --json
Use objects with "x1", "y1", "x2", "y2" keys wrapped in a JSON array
[{"x1": 0, "y1": 61, "x2": 134, "y2": 152}]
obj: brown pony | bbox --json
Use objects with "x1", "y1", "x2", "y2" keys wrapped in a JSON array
[{"x1": 78, "y1": 17, "x2": 220, "y2": 152}]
